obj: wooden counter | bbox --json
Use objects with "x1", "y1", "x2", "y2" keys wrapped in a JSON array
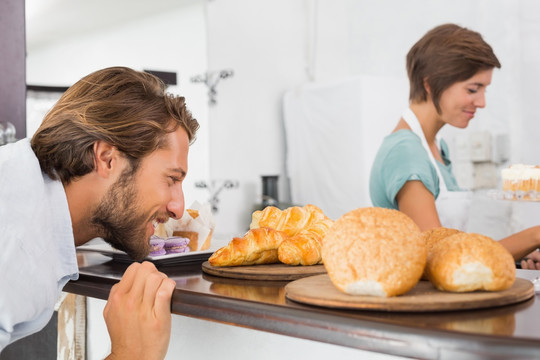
[{"x1": 65, "y1": 252, "x2": 540, "y2": 360}]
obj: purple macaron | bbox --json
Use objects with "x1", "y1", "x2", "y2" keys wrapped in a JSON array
[
  {"x1": 164, "y1": 236, "x2": 190, "y2": 254},
  {"x1": 149, "y1": 236, "x2": 166, "y2": 256}
]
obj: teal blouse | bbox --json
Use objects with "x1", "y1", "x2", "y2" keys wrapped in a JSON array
[{"x1": 369, "y1": 130, "x2": 461, "y2": 210}]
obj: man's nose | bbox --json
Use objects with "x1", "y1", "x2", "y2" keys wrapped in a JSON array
[{"x1": 167, "y1": 188, "x2": 185, "y2": 220}]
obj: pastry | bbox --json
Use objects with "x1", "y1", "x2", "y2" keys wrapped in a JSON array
[
  {"x1": 423, "y1": 227, "x2": 461, "y2": 252},
  {"x1": 149, "y1": 236, "x2": 166, "y2": 256},
  {"x1": 426, "y1": 232, "x2": 515, "y2": 292},
  {"x1": 208, "y1": 227, "x2": 289, "y2": 266},
  {"x1": 421, "y1": 227, "x2": 461, "y2": 279},
  {"x1": 173, "y1": 230, "x2": 199, "y2": 252},
  {"x1": 160, "y1": 202, "x2": 215, "y2": 251},
  {"x1": 250, "y1": 204, "x2": 326, "y2": 237},
  {"x1": 164, "y1": 237, "x2": 190, "y2": 254},
  {"x1": 278, "y1": 217, "x2": 334, "y2": 265},
  {"x1": 322, "y1": 207, "x2": 426, "y2": 297},
  {"x1": 501, "y1": 164, "x2": 540, "y2": 200},
  {"x1": 187, "y1": 209, "x2": 199, "y2": 218},
  {"x1": 154, "y1": 223, "x2": 169, "y2": 239}
]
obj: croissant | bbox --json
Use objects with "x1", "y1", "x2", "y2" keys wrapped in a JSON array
[
  {"x1": 250, "y1": 204, "x2": 326, "y2": 237},
  {"x1": 278, "y1": 218, "x2": 334, "y2": 265},
  {"x1": 208, "y1": 227, "x2": 289, "y2": 267}
]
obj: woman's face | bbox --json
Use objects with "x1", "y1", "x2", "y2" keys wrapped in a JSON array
[{"x1": 438, "y1": 68, "x2": 494, "y2": 128}]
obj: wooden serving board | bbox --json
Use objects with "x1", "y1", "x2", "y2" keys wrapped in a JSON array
[
  {"x1": 201, "y1": 261, "x2": 326, "y2": 281},
  {"x1": 285, "y1": 274, "x2": 535, "y2": 312}
]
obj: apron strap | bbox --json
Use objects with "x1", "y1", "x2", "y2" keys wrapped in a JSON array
[{"x1": 401, "y1": 108, "x2": 448, "y2": 193}]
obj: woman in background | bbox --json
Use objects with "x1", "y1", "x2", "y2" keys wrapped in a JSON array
[{"x1": 369, "y1": 23, "x2": 540, "y2": 269}]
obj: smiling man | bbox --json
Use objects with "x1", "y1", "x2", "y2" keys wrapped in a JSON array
[{"x1": 0, "y1": 67, "x2": 199, "y2": 359}]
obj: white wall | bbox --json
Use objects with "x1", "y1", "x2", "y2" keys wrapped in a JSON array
[
  {"x1": 205, "y1": 0, "x2": 540, "y2": 238},
  {"x1": 27, "y1": 0, "x2": 540, "y2": 239},
  {"x1": 205, "y1": 0, "x2": 310, "y2": 234},
  {"x1": 26, "y1": 1, "x2": 540, "y2": 358}
]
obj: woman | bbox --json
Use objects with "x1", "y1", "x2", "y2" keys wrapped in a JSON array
[{"x1": 369, "y1": 23, "x2": 540, "y2": 269}]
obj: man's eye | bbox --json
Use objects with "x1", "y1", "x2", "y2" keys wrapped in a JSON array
[
  {"x1": 169, "y1": 176, "x2": 180, "y2": 185},
  {"x1": 467, "y1": 88, "x2": 478, "y2": 94}
]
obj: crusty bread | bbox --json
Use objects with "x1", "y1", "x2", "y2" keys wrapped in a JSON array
[
  {"x1": 278, "y1": 217, "x2": 334, "y2": 265},
  {"x1": 250, "y1": 204, "x2": 326, "y2": 237},
  {"x1": 426, "y1": 232, "x2": 515, "y2": 292},
  {"x1": 421, "y1": 227, "x2": 461, "y2": 280},
  {"x1": 322, "y1": 207, "x2": 425, "y2": 297},
  {"x1": 208, "y1": 227, "x2": 288, "y2": 266},
  {"x1": 423, "y1": 227, "x2": 462, "y2": 253}
]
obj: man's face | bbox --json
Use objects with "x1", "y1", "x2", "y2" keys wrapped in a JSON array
[{"x1": 91, "y1": 127, "x2": 190, "y2": 261}]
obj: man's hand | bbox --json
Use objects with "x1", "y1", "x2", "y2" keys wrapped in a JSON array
[{"x1": 103, "y1": 261, "x2": 176, "y2": 360}]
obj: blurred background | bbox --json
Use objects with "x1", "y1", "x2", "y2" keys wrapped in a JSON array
[
  {"x1": 15, "y1": 1, "x2": 540, "y2": 359},
  {"x1": 24, "y1": 0, "x2": 539, "y2": 241}
]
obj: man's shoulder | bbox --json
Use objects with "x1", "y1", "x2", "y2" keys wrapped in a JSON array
[
  {"x1": 0, "y1": 138, "x2": 35, "y2": 167},
  {"x1": 0, "y1": 138, "x2": 48, "y2": 230}
]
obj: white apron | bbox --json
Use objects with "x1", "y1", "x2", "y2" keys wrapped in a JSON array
[{"x1": 402, "y1": 108, "x2": 472, "y2": 231}]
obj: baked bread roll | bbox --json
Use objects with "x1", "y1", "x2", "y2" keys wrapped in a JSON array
[
  {"x1": 426, "y1": 232, "x2": 515, "y2": 292},
  {"x1": 250, "y1": 204, "x2": 326, "y2": 237},
  {"x1": 423, "y1": 227, "x2": 461, "y2": 253},
  {"x1": 278, "y1": 218, "x2": 334, "y2": 265},
  {"x1": 208, "y1": 227, "x2": 288, "y2": 266},
  {"x1": 322, "y1": 207, "x2": 425, "y2": 297},
  {"x1": 421, "y1": 227, "x2": 461, "y2": 279}
]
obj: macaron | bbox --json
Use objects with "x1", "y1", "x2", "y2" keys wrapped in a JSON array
[
  {"x1": 164, "y1": 236, "x2": 190, "y2": 254},
  {"x1": 149, "y1": 236, "x2": 166, "y2": 256}
]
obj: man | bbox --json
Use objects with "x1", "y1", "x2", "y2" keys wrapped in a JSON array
[{"x1": 0, "y1": 66, "x2": 199, "y2": 359}]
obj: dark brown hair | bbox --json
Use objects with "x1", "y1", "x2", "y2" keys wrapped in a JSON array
[
  {"x1": 31, "y1": 66, "x2": 199, "y2": 184},
  {"x1": 406, "y1": 23, "x2": 501, "y2": 113}
]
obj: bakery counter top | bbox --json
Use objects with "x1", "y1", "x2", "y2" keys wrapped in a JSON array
[{"x1": 65, "y1": 252, "x2": 540, "y2": 360}]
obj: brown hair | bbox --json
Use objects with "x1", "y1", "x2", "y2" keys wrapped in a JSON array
[
  {"x1": 406, "y1": 23, "x2": 501, "y2": 113},
  {"x1": 31, "y1": 66, "x2": 199, "y2": 184}
]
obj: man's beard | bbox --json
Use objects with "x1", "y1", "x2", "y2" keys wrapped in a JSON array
[{"x1": 91, "y1": 166, "x2": 154, "y2": 261}]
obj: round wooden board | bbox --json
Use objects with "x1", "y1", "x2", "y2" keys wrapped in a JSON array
[
  {"x1": 285, "y1": 274, "x2": 535, "y2": 312},
  {"x1": 201, "y1": 261, "x2": 327, "y2": 281}
]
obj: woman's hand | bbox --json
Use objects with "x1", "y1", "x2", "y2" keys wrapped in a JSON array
[
  {"x1": 104, "y1": 261, "x2": 176, "y2": 360},
  {"x1": 499, "y1": 225, "x2": 540, "y2": 263},
  {"x1": 520, "y1": 250, "x2": 540, "y2": 270}
]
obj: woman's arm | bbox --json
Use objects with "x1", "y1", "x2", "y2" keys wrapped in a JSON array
[
  {"x1": 498, "y1": 226, "x2": 540, "y2": 261},
  {"x1": 396, "y1": 180, "x2": 441, "y2": 232}
]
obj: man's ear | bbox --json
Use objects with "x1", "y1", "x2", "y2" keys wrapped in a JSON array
[{"x1": 93, "y1": 140, "x2": 119, "y2": 178}]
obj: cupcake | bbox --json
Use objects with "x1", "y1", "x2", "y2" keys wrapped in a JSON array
[
  {"x1": 149, "y1": 236, "x2": 166, "y2": 256},
  {"x1": 164, "y1": 237, "x2": 190, "y2": 254}
]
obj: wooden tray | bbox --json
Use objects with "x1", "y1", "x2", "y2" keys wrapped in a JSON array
[
  {"x1": 201, "y1": 261, "x2": 326, "y2": 281},
  {"x1": 285, "y1": 274, "x2": 535, "y2": 312}
]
